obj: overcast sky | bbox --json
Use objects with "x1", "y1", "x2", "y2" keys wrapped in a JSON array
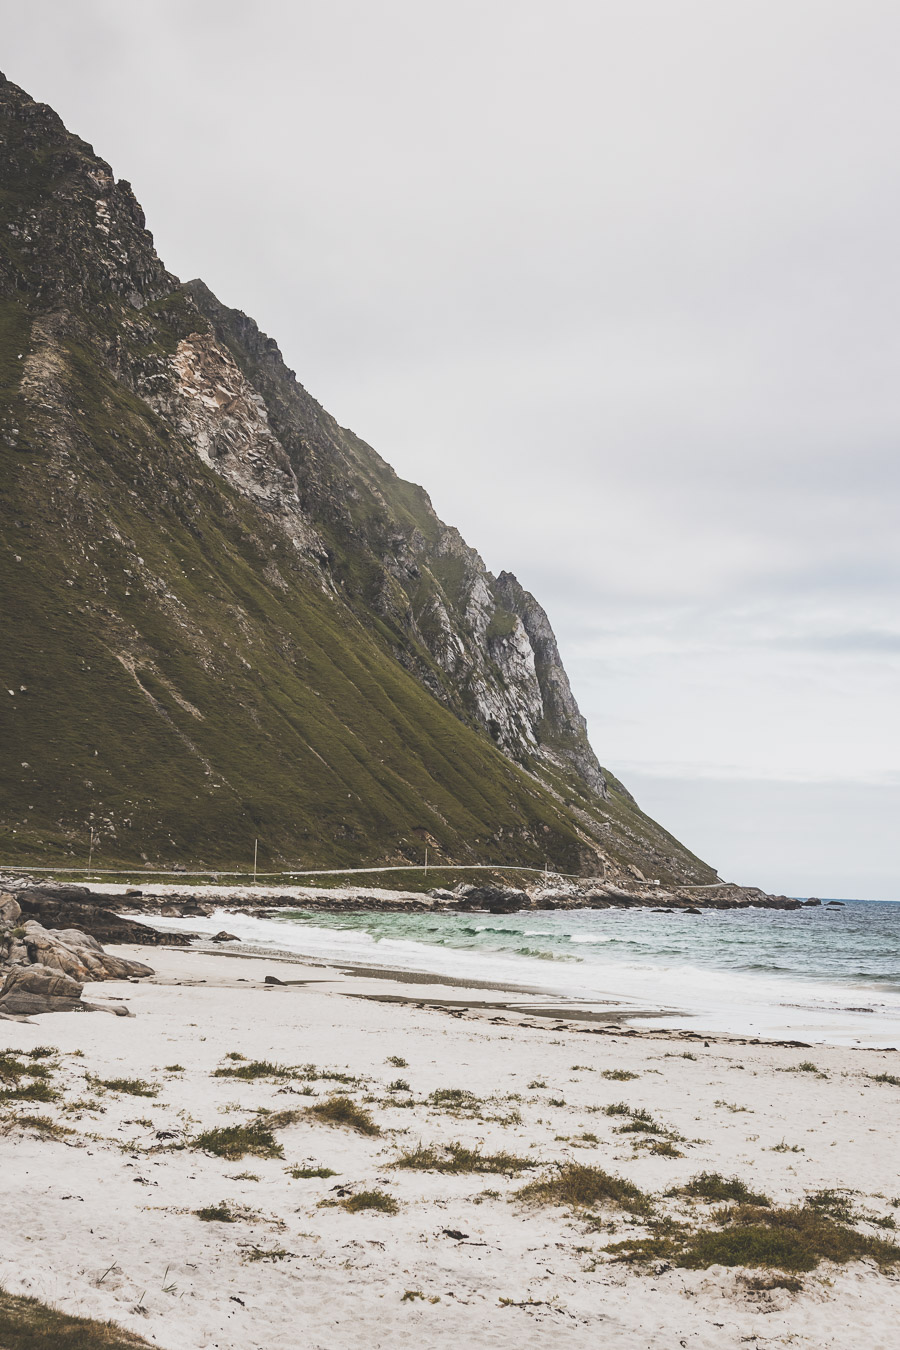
[{"x1": 5, "y1": 1, "x2": 899, "y2": 898}]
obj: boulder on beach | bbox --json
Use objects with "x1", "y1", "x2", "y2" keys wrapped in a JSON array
[
  {"x1": 0, "y1": 889, "x2": 153, "y2": 1017},
  {"x1": 0, "y1": 962, "x2": 84, "y2": 1016}
]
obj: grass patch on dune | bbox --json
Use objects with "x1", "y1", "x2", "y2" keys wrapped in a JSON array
[
  {"x1": 609, "y1": 1205, "x2": 900, "y2": 1272},
  {"x1": 394, "y1": 1141, "x2": 538, "y2": 1175},
  {"x1": 672, "y1": 1173, "x2": 771, "y2": 1206},
  {"x1": 2, "y1": 1113, "x2": 73, "y2": 1140},
  {"x1": 341, "y1": 1190, "x2": 398, "y2": 1214},
  {"x1": 778, "y1": 1061, "x2": 826, "y2": 1078},
  {"x1": 601, "y1": 1069, "x2": 639, "y2": 1081},
  {"x1": 191, "y1": 1121, "x2": 283, "y2": 1160},
  {"x1": 868, "y1": 1072, "x2": 900, "y2": 1087},
  {"x1": 427, "y1": 1087, "x2": 482, "y2": 1113},
  {"x1": 517, "y1": 1163, "x2": 651, "y2": 1214},
  {"x1": 0, "y1": 1285, "x2": 155, "y2": 1349},
  {"x1": 0, "y1": 1053, "x2": 58, "y2": 1103},
  {"x1": 255, "y1": 1108, "x2": 302, "y2": 1128},
  {"x1": 634, "y1": 1139, "x2": 684, "y2": 1158},
  {"x1": 308, "y1": 1095, "x2": 379, "y2": 1135},
  {"x1": 195, "y1": 1203, "x2": 237, "y2": 1223},
  {"x1": 0, "y1": 1081, "x2": 58, "y2": 1104},
  {"x1": 602, "y1": 1101, "x2": 680, "y2": 1140},
  {"x1": 89, "y1": 1077, "x2": 157, "y2": 1098},
  {"x1": 286, "y1": 1165, "x2": 337, "y2": 1179},
  {"x1": 0, "y1": 1053, "x2": 54, "y2": 1083},
  {"x1": 299, "y1": 1064, "x2": 359, "y2": 1086},
  {"x1": 803, "y1": 1189, "x2": 856, "y2": 1222},
  {"x1": 213, "y1": 1060, "x2": 295, "y2": 1081}
]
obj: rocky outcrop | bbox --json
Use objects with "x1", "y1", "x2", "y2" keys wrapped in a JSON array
[
  {"x1": 0, "y1": 891, "x2": 153, "y2": 1018},
  {"x1": 14, "y1": 886, "x2": 193, "y2": 946},
  {"x1": 454, "y1": 887, "x2": 530, "y2": 914}
]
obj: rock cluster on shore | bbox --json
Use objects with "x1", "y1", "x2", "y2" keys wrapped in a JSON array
[
  {"x1": 0, "y1": 888, "x2": 155, "y2": 1020},
  {"x1": 60, "y1": 875, "x2": 809, "y2": 919}
]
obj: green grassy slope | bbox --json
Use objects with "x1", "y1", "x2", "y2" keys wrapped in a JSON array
[{"x1": 0, "y1": 298, "x2": 607, "y2": 871}]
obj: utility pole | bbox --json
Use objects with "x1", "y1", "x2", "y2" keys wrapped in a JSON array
[
  {"x1": 253, "y1": 838, "x2": 258, "y2": 882},
  {"x1": 424, "y1": 846, "x2": 428, "y2": 877},
  {"x1": 88, "y1": 827, "x2": 95, "y2": 872}
]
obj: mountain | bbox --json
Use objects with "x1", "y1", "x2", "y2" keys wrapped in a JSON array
[{"x1": 0, "y1": 73, "x2": 716, "y2": 885}]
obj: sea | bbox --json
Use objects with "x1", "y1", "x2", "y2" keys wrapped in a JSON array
[{"x1": 147, "y1": 899, "x2": 900, "y2": 1049}]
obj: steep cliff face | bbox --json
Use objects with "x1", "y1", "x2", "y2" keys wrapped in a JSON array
[
  {"x1": 0, "y1": 73, "x2": 716, "y2": 884},
  {"x1": 178, "y1": 280, "x2": 607, "y2": 801}
]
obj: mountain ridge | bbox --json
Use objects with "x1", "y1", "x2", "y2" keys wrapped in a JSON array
[{"x1": 0, "y1": 72, "x2": 716, "y2": 885}]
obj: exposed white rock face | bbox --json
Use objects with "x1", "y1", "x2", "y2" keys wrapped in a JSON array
[
  {"x1": 486, "y1": 618, "x2": 544, "y2": 745},
  {"x1": 169, "y1": 335, "x2": 296, "y2": 500},
  {"x1": 495, "y1": 570, "x2": 608, "y2": 797},
  {"x1": 424, "y1": 594, "x2": 467, "y2": 674},
  {"x1": 148, "y1": 334, "x2": 323, "y2": 556}
]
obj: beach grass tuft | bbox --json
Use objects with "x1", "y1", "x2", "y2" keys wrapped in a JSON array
[
  {"x1": 672, "y1": 1173, "x2": 771, "y2": 1206},
  {"x1": 394, "y1": 1141, "x2": 538, "y2": 1175},
  {"x1": 308, "y1": 1095, "x2": 379, "y2": 1135},
  {"x1": 213, "y1": 1060, "x2": 295, "y2": 1080},
  {"x1": 0, "y1": 1081, "x2": 59, "y2": 1104},
  {"x1": 2, "y1": 1113, "x2": 72, "y2": 1139},
  {"x1": 341, "y1": 1189, "x2": 398, "y2": 1214},
  {"x1": 609, "y1": 1205, "x2": 900, "y2": 1272},
  {"x1": 89, "y1": 1077, "x2": 157, "y2": 1098},
  {"x1": 191, "y1": 1121, "x2": 283, "y2": 1159},
  {"x1": 427, "y1": 1087, "x2": 482, "y2": 1113},
  {"x1": 517, "y1": 1163, "x2": 651, "y2": 1213},
  {"x1": 195, "y1": 1203, "x2": 237, "y2": 1223},
  {"x1": 803, "y1": 1189, "x2": 856, "y2": 1222}
]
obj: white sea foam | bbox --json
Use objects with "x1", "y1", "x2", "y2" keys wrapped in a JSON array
[{"x1": 139, "y1": 907, "x2": 900, "y2": 1048}]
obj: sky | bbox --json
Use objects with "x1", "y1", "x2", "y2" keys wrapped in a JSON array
[{"x1": 4, "y1": 1, "x2": 899, "y2": 898}]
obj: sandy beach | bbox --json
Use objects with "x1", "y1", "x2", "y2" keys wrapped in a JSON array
[{"x1": 2, "y1": 943, "x2": 900, "y2": 1349}]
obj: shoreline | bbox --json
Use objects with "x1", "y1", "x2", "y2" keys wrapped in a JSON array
[
  {"x1": 140, "y1": 935, "x2": 900, "y2": 1052},
  {"x1": 132, "y1": 903, "x2": 900, "y2": 1049}
]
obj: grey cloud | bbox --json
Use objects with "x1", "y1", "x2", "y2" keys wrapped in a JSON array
[{"x1": 781, "y1": 630, "x2": 900, "y2": 654}]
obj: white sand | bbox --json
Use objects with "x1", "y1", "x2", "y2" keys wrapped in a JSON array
[{"x1": 2, "y1": 945, "x2": 899, "y2": 1349}]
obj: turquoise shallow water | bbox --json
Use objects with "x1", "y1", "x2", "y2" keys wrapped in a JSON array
[{"x1": 149, "y1": 899, "x2": 900, "y2": 1047}]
